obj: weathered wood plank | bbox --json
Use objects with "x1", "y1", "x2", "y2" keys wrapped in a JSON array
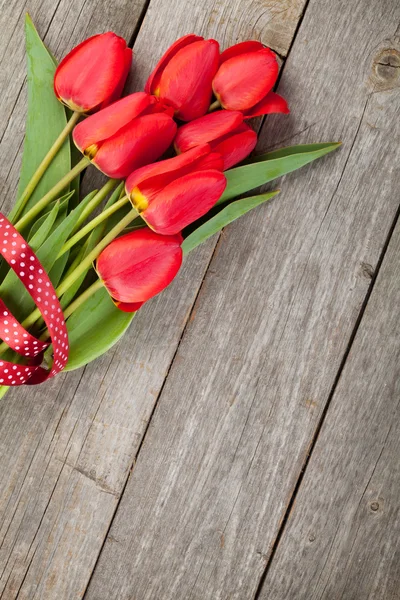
[
  {"x1": 84, "y1": 0, "x2": 400, "y2": 598},
  {"x1": 258, "y1": 219, "x2": 400, "y2": 600},
  {"x1": 0, "y1": 1, "x2": 307, "y2": 598}
]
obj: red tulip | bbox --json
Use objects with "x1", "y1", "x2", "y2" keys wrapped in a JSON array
[
  {"x1": 174, "y1": 111, "x2": 257, "y2": 169},
  {"x1": 96, "y1": 229, "x2": 183, "y2": 312},
  {"x1": 212, "y1": 41, "x2": 289, "y2": 117},
  {"x1": 54, "y1": 32, "x2": 132, "y2": 113},
  {"x1": 73, "y1": 93, "x2": 177, "y2": 178},
  {"x1": 125, "y1": 145, "x2": 226, "y2": 235},
  {"x1": 145, "y1": 34, "x2": 220, "y2": 121}
]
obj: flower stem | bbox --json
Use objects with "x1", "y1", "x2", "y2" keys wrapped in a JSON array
[
  {"x1": 11, "y1": 111, "x2": 81, "y2": 223},
  {"x1": 208, "y1": 99, "x2": 221, "y2": 112},
  {"x1": 0, "y1": 279, "x2": 103, "y2": 358},
  {"x1": 56, "y1": 208, "x2": 138, "y2": 297},
  {"x1": 14, "y1": 156, "x2": 90, "y2": 232},
  {"x1": 62, "y1": 279, "x2": 103, "y2": 320},
  {"x1": 38, "y1": 278, "x2": 103, "y2": 341},
  {"x1": 71, "y1": 178, "x2": 119, "y2": 233},
  {"x1": 57, "y1": 195, "x2": 131, "y2": 259}
]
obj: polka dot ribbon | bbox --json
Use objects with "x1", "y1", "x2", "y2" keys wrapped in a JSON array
[{"x1": 0, "y1": 214, "x2": 69, "y2": 386}]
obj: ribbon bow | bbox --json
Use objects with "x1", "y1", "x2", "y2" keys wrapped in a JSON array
[{"x1": 0, "y1": 214, "x2": 68, "y2": 386}]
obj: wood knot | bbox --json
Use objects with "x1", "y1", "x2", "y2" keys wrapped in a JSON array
[
  {"x1": 361, "y1": 262, "x2": 374, "y2": 279},
  {"x1": 371, "y1": 48, "x2": 400, "y2": 90}
]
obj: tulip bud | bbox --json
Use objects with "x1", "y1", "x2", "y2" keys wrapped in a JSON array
[
  {"x1": 73, "y1": 93, "x2": 177, "y2": 179},
  {"x1": 174, "y1": 111, "x2": 257, "y2": 169},
  {"x1": 96, "y1": 229, "x2": 183, "y2": 312},
  {"x1": 145, "y1": 34, "x2": 220, "y2": 121},
  {"x1": 212, "y1": 41, "x2": 289, "y2": 118},
  {"x1": 54, "y1": 32, "x2": 132, "y2": 113},
  {"x1": 126, "y1": 145, "x2": 226, "y2": 235}
]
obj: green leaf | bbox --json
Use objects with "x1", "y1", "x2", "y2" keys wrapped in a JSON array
[
  {"x1": 220, "y1": 142, "x2": 341, "y2": 204},
  {"x1": 48, "y1": 250, "x2": 70, "y2": 288},
  {"x1": 9, "y1": 15, "x2": 71, "y2": 221},
  {"x1": 34, "y1": 191, "x2": 95, "y2": 271},
  {"x1": 28, "y1": 200, "x2": 60, "y2": 249},
  {"x1": 243, "y1": 142, "x2": 341, "y2": 164},
  {"x1": 0, "y1": 386, "x2": 10, "y2": 400},
  {"x1": 27, "y1": 190, "x2": 74, "y2": 243},
  {"x1": 182, "y1": 191, "x2": 279, "y2": 255},
  {"x1": 64, "y1": 287, "x2": 134, "y2": 371}
]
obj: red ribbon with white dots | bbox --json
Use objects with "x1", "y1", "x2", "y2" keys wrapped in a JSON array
[{"x1": 0, "y1": 214, "x2": 69, "y2": 386}]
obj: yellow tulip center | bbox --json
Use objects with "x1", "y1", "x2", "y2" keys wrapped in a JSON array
[
  {"x1": 130, "y1": 187, "x2": 149, "y2": 213},
  {"x1": 84, "y1": 144, "x2": 99, "y2": 160}
]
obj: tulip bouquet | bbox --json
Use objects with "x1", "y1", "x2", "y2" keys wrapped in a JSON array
[{"x1": 0, "y1": 17, "x2": 340, "y2": 393}]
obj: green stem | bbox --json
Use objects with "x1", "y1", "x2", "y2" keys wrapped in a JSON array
[
  {"x1": 38, "y1": 278, "x2": 103, "y2": 341},
  {"x1": 11, "y1": 111, "x2": 81, "y2": 224},
  {"x1": 57, "y1": 195, "x2": 130, "y2": 259},
  {"x1": 63, "y1": 238, "x2": 90, "y2": 280},
  {"x1": 208, "y1": 99, "x2": 221, "y2": 112},
  {"x1": 71, "y1": 178, "x2": 119, "y2": 233},
  {"x1": 62, "y1": 278, "x2": 103, "y2": 320},
  {"x1": 14, "y1": 156, "x2": 90, "y2": 232},
  {"x1": 56, "y1": 208, "x2": 138, "y2": 297}
]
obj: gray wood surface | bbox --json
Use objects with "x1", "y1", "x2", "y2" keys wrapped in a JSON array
[
  {"x1": 83, "y1": 0, "x2": 400, "y2": 598},
  {"x1": 0, "y1": 1, "x2": 311, "y2": 599},
  {"x1": 258, "y1": 219, "x2": 400, "y2": 600}
]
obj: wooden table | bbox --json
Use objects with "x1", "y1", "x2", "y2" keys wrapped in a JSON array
[{"x1": 0, "y1": 0, "x2": 399, "y2": 598}]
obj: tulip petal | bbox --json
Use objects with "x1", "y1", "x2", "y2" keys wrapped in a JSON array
[
  {"x1": 142, "y1": 98, "x2": 175, "y2": 116},
  {"x1": 92, "y1": 113, "x2": 177, "y2": 179},
  {"x1": 114, "y1": 300, "x2": 145, "y2": 313},
  {"x1": 126, "y1": 144, "x2": 211, "y2": 198},
  {"x1": 159, "y1": 40, "x2": 220, "y2": 121},
  {"x1": 73, "y1": 93, "x2": 154, "y2": 152},
  {"x1": 98, "y1": 47, "x2": 133, "y2": 110},
  {"x1": 242, "y1": 91, "x2": 290, "y2": 118},
  {"x1": 143, "y1": 170, "x2": 227, "y2": 235},
  {"x1": 145, "y1": 34, "x2": 203, "y2": 95},
  {"x1": 212, "y1": 48, "x2": 278, "y2": 111},
  {"x1": 210, "y1": 124, "x2": 257, "y2": 169},
  {"x1": 219, "y1": 40, "x2": 264, "y2": 64},
  {"x1": 97, "y1": 229, "x2": 183, "y2": 304},
  {"x1": 174, "y1": 110, "x2": 243, "y2": 153},
  {"x1": 193, "y1": 152, "x2": 224, "y2": 172},
  {"x1": 54, "y1": 32, "x2": 130, "y2": 112}
]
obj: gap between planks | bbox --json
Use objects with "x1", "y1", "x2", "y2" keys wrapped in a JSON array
[{"x1": 253, "y1": 191, "x2": 400, "y2": 600}]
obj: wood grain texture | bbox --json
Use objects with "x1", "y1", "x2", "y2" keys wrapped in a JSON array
[
  {"x1": 84, "y1": 0, "x2": 400, "y2": 598},
  {"x1": 258, "y1": 219, "x2": 400, "y2": 600},
  {"x1": 128, "y1": 0, "x2": 306, "y2": 94},
  {"x1": 0, "y1": 1, "x2": 307, "y2": 598}
]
